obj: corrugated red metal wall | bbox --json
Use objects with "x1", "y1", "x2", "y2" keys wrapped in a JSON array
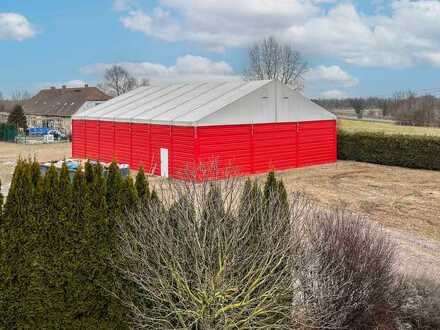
[
  {"x1": 72, "y1": 120, "x2": 85, "y2": 158},
  {"x1": 298, "y1": 121, "x2": 337, "y2": 167},
  {"x1": 195, "y1": 120, "x2": 336, "y2": 179},
  {"x1": 252, "y1": 123, "x2": 297, "y2": 174},
  {"x1": 131, "y1": 123, "x2": 150, "y2": 172},
  {"x1": 72, "y1": 120, "x2": 197, "y2": 178},
  {"x1": 71, "y1": 119, "x2": 336, "y2": 180},
  {"x1": 198, "y1": 125, "x2": 252, "y2": 177},
  {"x1": 98, "y1": 121, "x2": 114, "y2": 163}
]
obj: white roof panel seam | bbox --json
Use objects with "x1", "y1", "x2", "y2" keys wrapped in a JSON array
[
  {"x1": 170, "y1": 81, "x2": 252, "y2": 123},
  {"x1": 146, "y1": 82, "x2": 246, "y2": 123},
  {"x1": 78, "y1": 86, "x2": 161, "y2": 119},
  {"x1": 96, "y1": 85, "x2": 179, "y2": 120},
  {"x1": 144, "y1": 82, "x2": 227, "y2": 122},
  {"x1": 117, "y1": 83, "x2": 207, "y2": 122},
  {"x1": 175, "y1": 81, "x2": 270, "y2": 123},
  {"x1": 106, "y1": 84, "x2": 194, "y2": 121},
  {"x1": 75, "y1": 86, "x2": 152, "y2": 119}
]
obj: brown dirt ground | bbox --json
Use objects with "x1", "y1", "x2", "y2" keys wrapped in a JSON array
[
  {"x1": 0, "y1": 141, "x2": 71, "y2": 195},
  {"x1": 0, "y1": 141, "x2": 439, "y2": 280}
]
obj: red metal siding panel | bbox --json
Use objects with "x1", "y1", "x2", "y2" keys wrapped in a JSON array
[
  {"x1": 252, "y1": 123, "x2": 297, "y2": 174},
  {"x1": 98, "y1": 121, "x2": 114, "y2": 163},
  {"x1": 114, "y1": 122, "x2": 131, "y2": 165},
  {"x1": 85, "y1": 120, "x2": 99, "y2": 160},
  {"x1": 72, "y1": 120, "x2": 85, "y2": 158},
  {"x1": 171, "y1": 126, "x2": 196, "y2": 180},
  {"x1": 131, "y1": 123, "x2": 150, "y2": 171},
  {"x1": 150, "y1": 124, "x2": 171, "y2": 176},
  {"x1": 297, "y1": 120, "x2": 337, "y2": 167},
  {"x1": 197, "y1": 125, "x2": 252, "y2": 179}
]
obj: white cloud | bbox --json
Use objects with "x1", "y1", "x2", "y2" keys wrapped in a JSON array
[
  {"x1": 65, "y1": 80, "x2": 87, "y2": 87},
  {"x1": 81, "y1": 55, "x2": 238, "y2": 83},
  {"x1": 113, "y1": 0, "x2": 136, "y2": 11},
  {"x1": 121, "y1": 8, "x2": 181, "y2": 42},
  {"x1": 0, "y1": 13, "x2": 37, "y2": 41},
  {"x1": 120, "y1": 0, "x2": 319, "y2": 49},
  {"x1": 116, "y1": 0, "x2": 440, "y2": 68},
  {"x1": 320, "y1": 89, "x2": 348, "y2": 99},
  {"x1": 306, "y1": 65, "x2": 358, "y2": 87}
]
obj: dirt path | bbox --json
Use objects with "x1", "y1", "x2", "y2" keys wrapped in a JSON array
[{"x1": 386, "y1": 228, "x2": 440, "y2": 282}]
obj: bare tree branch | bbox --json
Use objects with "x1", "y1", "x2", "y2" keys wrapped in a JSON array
[
  {"x1": 100, "y1": 65, "x2": 139, "y2": 97},
  {"x1": 244, "y1": 36, "x2": 307, "y2": 91}
]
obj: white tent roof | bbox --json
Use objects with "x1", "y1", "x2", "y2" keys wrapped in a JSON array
[{"x1": 74, "y1": 80, "x2": 336, "y2": 126}]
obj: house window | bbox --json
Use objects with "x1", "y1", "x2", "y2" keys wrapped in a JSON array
[{"x1": 42, "y1": 119, "x2": 55, "y2": 128}]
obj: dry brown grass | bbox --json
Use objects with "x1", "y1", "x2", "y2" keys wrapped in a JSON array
[
  {"x1": 0, "y1": 141, "x2": 71, "y2": 194},
  {"x1": 338, "y1": 119, "x2": 440, "y2": 136},
  {"x1": 251, "y1": 161, "x2": 440, "y2": 242}
]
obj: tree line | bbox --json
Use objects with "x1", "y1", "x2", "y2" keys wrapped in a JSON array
[{"x1": 315, "y1": 92, "x2": 440, "y2": 127}]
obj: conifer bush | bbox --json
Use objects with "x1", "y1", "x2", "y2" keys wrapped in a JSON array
[
  {"x1": 135, "y1": 166, "x2": 150, "y2": 202},
  {"x1": 0, "y1": 159, "x2": 34, "y2": 328},
  {"x1": 0, "y1": 178, "x2": 3, "y2": 216},
  {"x1": 0, "y1": 160, "x2": 130, "y2": 329}
]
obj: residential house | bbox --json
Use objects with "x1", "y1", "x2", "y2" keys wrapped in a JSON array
[
  {"x1": 0, "y1": 100, "x2": 15, "y2": 123},
  {"x1": 22, "y1": 85, "x2": 111, "y2": 134}
]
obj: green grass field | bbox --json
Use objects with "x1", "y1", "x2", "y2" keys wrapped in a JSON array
[{"x1": 338, "y1": 119, "x2": 440, "y2": 136}]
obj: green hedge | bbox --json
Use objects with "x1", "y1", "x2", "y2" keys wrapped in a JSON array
[
  {"x1": 338, "y1": 130, "x2": 440, "y2": 171},
  {"x1": 0, "y1": 123, "x2": 17, "y2": 142}
]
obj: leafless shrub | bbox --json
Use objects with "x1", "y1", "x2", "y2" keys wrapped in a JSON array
[
  {"x1": 397, "y1": 276, "x2": 440, "y2": 330},
  {"x1": 114, "y1": 177, "x2": 296, "y2": 329},
  {"x1": 112, "y1": 173, "x2": 418, "y2": 330},
  {"x1": 292, "y1": 207, "x2": 401, "y2": 329}
]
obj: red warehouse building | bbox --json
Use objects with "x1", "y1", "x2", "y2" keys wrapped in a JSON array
[{"x1": 72, "y1": 80, "x2": 337, "y2": 180}]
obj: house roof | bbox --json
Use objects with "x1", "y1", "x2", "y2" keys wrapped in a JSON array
[
  {"x1": 74, "y1": 80, "x2": 336, "y2": 126},
  {"x1": 0, "y1": 100, "x2": 16, "y2": 113},
  {"x1": 23, "y1": 86, "x2": 111, "y2": 117}
]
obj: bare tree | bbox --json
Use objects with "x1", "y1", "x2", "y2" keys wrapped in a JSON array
[
  {"x1": 390, "y1": 91, "x2": 440, "y2": 127},
  {"x1": 100, "y1": 65, "x2": 138, "y2": 97},
  {"x1": 0, "y1": 91, "x2": 3, "y2": 101},
  {"x1": 350, "y1": 98, "x2": 367, "y2": 119},
  {"x1": 244, "y1": 36, "x2": 307, "y2": 91},
  {"x1": 10, "y1": 90, "x2": 31, "y2": 103}
]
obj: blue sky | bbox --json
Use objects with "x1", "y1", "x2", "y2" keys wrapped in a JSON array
[{"x1": 1, "y1": 0, "x2": 440, "y2": 99}]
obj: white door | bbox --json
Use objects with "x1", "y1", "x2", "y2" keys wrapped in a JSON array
[{"x1": 160, "y1": 148, "x2": 169, "y2": 178}]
